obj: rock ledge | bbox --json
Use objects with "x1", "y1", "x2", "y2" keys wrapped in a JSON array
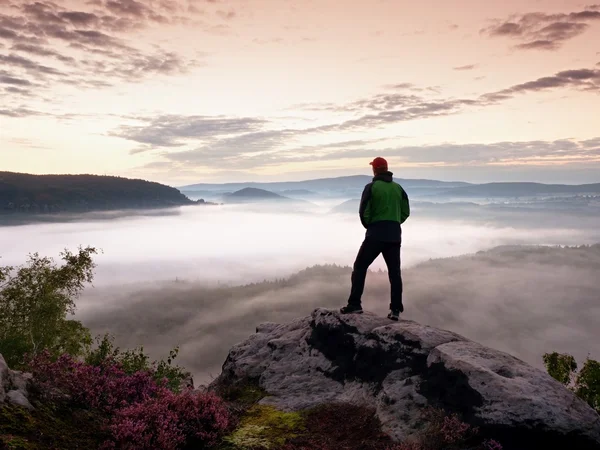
[{"x1": 214, "y1": 308, "x2": 600, "y2": 450}]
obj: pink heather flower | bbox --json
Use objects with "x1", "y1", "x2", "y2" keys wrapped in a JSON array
[
  {"x1": 28, "y1": 351, "x2": 232, "y2": 450},
  {"x1": 482, "y1": 439, "x2": 504, "y2": 450}
]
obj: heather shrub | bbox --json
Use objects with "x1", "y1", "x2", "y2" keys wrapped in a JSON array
[
  {"x1": 481, "y1": 439, "x2": 504, "y2": 450},
  {"x1": 105, "y1": 390, "x2": 231, "y2": 450},
  {"x1": 416, "y1": 407, "x2": 479, "y2": 449},
  {"x1": 274, "y1": 402, "x2": 402, "y2": 450},
  {"x1": 390, "y1": 407, "x2": 502, "y2": 450},
  {"x1": 29, "y1": 351, "x2": 161, "y2": 414},
  {"x1": 28, "y1": 351, "x2": 232, "y2": 449}
]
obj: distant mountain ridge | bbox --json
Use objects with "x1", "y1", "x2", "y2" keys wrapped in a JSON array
[
  {"x1": 180, "y1": 175, "x2": 471, "y2": 192},
  {"x1": 180, "y1": 176, "x2": 600, "y2": 199},
  {"x1": 439, "y1": 182, "x2": 600, "y2": 198}
]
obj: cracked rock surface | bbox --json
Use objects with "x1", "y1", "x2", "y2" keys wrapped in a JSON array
[{"x1": 214, "y1": 308, "x2": 600, "y2": 450}]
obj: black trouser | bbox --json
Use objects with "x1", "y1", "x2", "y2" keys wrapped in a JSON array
[{"x1": 348, "y1": 237, "x2": 403, "y2": 312}]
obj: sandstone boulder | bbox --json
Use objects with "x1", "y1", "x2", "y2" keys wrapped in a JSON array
[
  {"x1": 214, "y1": 308, "x2": 600, "y2": 450},
  {"x1": 0, "y1": 353, "x2": 34, "y2": 411}
]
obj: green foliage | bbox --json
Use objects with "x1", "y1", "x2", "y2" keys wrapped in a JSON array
[
  {"x1": 543, "y1": 352, "x2": 600, "y2": 413},
  {"x1": 574, "y1": 358, "x2": 600, "y2": 413},
  {"x1": 0, "y1": 247, "x2": 97, "y2": 368},
  {"x1": 85, "y1": 334, "x2": 190, "y2": 392},
  {"x1": 542, "y1": 352, "x2": 577, "y2": 385}
]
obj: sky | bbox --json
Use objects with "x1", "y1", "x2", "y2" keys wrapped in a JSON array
[{"x1": 1, "y1": 0, "x2": 599, "y2": 184}]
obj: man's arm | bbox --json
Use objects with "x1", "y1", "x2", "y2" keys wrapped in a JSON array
[
  {"x1": 400, "y1": 187, "x2": 410, "y2": 224},
  {"x1": 358, "y1": 183, "x2": 373, "y2": 229}
]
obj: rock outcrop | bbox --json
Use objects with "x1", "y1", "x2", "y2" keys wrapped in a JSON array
[
  {"x1": 214, "y1": 308, "x2": 600, "y2": 450},
  {"x1": 0, "y1": 354, "x2": 34, "y2": 411}
]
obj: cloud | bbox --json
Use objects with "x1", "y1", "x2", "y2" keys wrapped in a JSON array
[
  {"x1": 0, "y1": 53, "x2": 65, "y2": 76},
  {"x1": 0, "y1": 72, "x2": 33, "y2": 86},
  {"x1": 385, "y1": 82, "x2": 416, "y2": 90},
  {"x1": 216, "y1": 9, "x2": 236, "y2": 20},
  {"x1": 0, "y1": 0, "x2": 202, "y2": 107},
  {"x1": 334, "y1": 139, "x2": 600, "y2": 166},
  {"x1": 10, "y1": 43, "x2": 76, "y2": 63},
  {"x1": 112, "y1": 115, "x2": 268, "y2": 149},
  {"x1": 0, "y1": 26, "x2": 18, "y2": 39},
  {"x1": 482, "y1": 69, "x2": 600, "y2": 102},
  {"x1": 482, "y1": 7, "x2": 600, "y2": 50},
  {"x1": 0, "y1": 107, "x2": 41, "y2": 117},
  {"x1": 3, "y1": 86, "x2": 32, "y2": 95},
  {"x1": 138, "y1": 134, "x2": 600, "y2": 173},
  {"x1": 59, "y1": 11, "x2": 99, "y2": 26},
  {"x1": 163, "y1": 130, "x2": 297, "y2": 165},
  {"x1": 253, "y1": 37, "x2": 284, "y2": 45},
  {"x1": 324, "y1": 67, "x2": 599, "y2": 131},
  {"x1": 453, "y1": 64, "x2": 477, "y2": 71},
  {"x1": 263, "y1": 138, "x2": 600, "y2": 168},
  {"x1": 110, "y1": 65, "x2": 600, "y2": 170}
]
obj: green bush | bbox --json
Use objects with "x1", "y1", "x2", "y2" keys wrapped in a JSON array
[
  {"x1": 543, "y1": 352, "x2": 600, "y2": 413},
  {"x1": 85, "y1": 334, "x2": 190, "y2": 392},
  {"x1": 0, "y1": 247, "x2": 97, "y2": 368}
]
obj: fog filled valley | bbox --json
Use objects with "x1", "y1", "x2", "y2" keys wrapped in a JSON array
[{"x1": 2, "y1": 185, "x2": 600, "y2": 385}]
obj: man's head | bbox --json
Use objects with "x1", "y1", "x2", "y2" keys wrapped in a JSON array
[{"x1": 369, "y1": 157, "x2": 388, "y2": 175}]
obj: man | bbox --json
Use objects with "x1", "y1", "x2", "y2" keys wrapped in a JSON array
[{"x1": 340, "y1": 157, "x2": 410, "y2": 321}]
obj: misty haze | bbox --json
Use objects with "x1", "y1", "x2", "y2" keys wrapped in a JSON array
[{"x1": 2, "y1": 194, "x2": 599, "y2": 385}]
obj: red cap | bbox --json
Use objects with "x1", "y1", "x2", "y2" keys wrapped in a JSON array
[{"x1": 369, "y1": 157, "x2": 388, "y2": 170}]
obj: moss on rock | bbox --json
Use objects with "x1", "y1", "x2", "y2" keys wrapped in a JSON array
[{"x1": 220, "y1": 404, "x2": 306, "y2": 449}]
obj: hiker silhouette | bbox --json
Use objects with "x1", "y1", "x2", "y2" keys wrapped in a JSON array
[{"x1": 340, "y1": 157, "x2": 410, "y2": 321}]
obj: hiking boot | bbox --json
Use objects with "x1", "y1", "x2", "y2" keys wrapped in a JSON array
[
  {"x1": 387, "y1": 310, "x2": 400, "y2": 321},
  {"x1": 340, "y1": 304, "x2": 363, "y2": 314}
]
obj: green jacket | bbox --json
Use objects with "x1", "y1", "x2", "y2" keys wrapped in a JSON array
[{"x1": 359, "y1": 172, "x2": 410, "y2": 241}]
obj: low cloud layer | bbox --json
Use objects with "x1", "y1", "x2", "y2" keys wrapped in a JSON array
[
  {"x1": 78, "y1": 243, "x2": 600, "y2": 386},
  {"x1": 1, "y1": 205, "x2": 599, "y2": 384}
]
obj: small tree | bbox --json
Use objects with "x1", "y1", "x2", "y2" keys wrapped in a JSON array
[
  {"x1": 0, "y1": 246, "x2": 98, "y2": 368},
  {"x1": 574, "y1": 358, "x2": 600, "y2": 413},
  {"x1": 542, "y1": 352, "x2": 577, "y2": 386},
  {"x1": 543, "y1": 352, "x2": 600, "y2": 414}
]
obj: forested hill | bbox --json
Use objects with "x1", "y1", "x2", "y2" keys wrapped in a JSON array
[{"x1": 0, "y1": 172, "x2": 197, "y2": 215}]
